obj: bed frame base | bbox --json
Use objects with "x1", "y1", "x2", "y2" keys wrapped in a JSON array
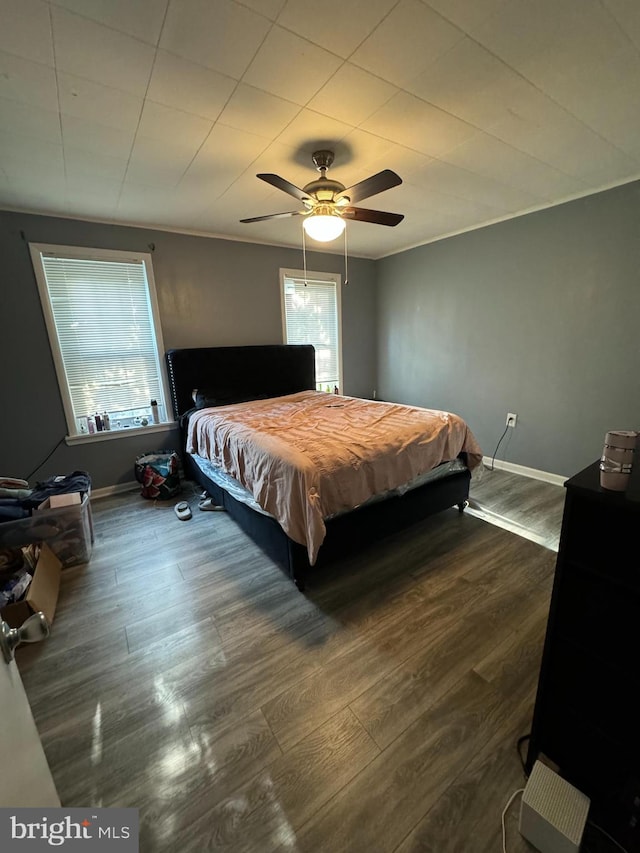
[{"x1": 185, "y1": 453, "x2": 471, "y2": 591}]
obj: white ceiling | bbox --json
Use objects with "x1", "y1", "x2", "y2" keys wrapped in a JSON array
[{"x1": 1, "y1": 0, "x2": 640, "y2": 259}]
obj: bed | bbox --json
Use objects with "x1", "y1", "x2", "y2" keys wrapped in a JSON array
[{"x1": 166, "y1": 345, "x2": 482, "y2": 590}]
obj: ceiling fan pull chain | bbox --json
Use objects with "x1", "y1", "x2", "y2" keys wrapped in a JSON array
[
  {"x1": 344, "y1": 223, "x2": 349, "y2": 286},
  {"x1": 302, "y1": 222, "x2": 308, "y2": 286}
]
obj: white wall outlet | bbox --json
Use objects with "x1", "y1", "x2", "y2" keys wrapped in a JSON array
[{"x1": 506, "y1": 412, "x2": 517, "y2": 428}]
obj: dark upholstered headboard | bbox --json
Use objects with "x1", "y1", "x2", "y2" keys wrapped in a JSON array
[{"x1": 165, "y1": 345, "x2": 316, "y2": 419}]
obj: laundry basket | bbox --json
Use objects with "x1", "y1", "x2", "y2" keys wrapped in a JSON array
[{"x1": 134, "y1": 450, "x2": 180, "y2": 500}]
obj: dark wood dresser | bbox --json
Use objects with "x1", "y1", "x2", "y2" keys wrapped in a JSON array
[{"x1": 526, "y1": 461, "x2": 640, "y2": 850}]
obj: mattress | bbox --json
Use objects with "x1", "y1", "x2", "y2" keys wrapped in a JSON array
[{"x1": 190, "y1": 452, "x2": 469, "y2": 521}]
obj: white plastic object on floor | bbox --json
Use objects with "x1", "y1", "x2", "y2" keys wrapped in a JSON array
[
  {"x1": 174, "y1": 501, "x2": 192, "y2": 520},
  {"x1": 519, "y1": 761, "x2": 590, "y2": 853}
]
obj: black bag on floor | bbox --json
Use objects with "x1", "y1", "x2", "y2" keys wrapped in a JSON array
[{"x1": 134, "y1": 450, "x2": 180, "y2": 500}]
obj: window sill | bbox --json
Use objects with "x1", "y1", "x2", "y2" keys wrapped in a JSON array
[{"x1": 65, "y1": 422, "x2": 177, "y2": 446}]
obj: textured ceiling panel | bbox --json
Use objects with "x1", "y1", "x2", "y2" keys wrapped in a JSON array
[{"x1": 0, "y1": 0, "x2": 639, "y2": 258}]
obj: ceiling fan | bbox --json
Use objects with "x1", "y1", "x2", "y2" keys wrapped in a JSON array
[{"x1": 240, "y1": 150, "x2": 404, "y2": 242}]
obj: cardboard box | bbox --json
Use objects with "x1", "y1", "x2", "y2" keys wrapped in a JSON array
[
  {"x1": 1, "y1": 543, "x2": 61, "y2": 629},
  {"x1": 47, "y1": 492, "x2": 81, "y2": 509}
]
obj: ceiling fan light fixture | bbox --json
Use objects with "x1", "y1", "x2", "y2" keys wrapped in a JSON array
[
  {"x1": 241, "y1": 150, "x2": 403, "y2": 237},
  {"x1": 303, "y1": 211, "x2": 346, "y2": 242}
]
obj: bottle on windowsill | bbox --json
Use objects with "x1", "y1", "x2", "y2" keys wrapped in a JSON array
[
  {"x1": 150, "y1": 400, "x2": 159, "y2": 424},
  {"x1": 102, "y1": 411, "x2": 111, "y2": 431}
]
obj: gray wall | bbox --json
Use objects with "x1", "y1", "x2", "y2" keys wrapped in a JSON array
[
  {"x1": 4, "y1": 179, "x2": 639, "y2": 490},
  {"x1": 376, "y1": 180, "x2": 640, "y2": 478},
  {"x1": 0, "y1": 211, "x2": 376, "y2": 489}
]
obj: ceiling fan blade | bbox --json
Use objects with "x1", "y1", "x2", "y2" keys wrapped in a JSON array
[
  {"x1": 240, "y1": 210, "x2": 304, "y2": 223},
  {"x1": 342, "y1": 207, "x2": 404, "y2": 226},
  {"x1": 337, "y1": 169, "x2": 402, "y2": 204},
  {"x1": 256, "y1": 173, "x2": 310, "y2": 202}
]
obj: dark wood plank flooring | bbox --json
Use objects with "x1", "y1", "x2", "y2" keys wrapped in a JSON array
[{"x1": 17, "y1": 469, "x2": 572, "y2": 852}]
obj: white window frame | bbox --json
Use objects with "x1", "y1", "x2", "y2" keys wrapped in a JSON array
[
  {"x1": 30, "y1": 243, "x2": 173, "y2": 443},
  {"x1": 279, "y1": 268, "x2": 343, "y2": 393}
]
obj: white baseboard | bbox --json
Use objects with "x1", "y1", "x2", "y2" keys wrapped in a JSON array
[
  {"x1": 91, "y1": 475, "x2": 192, "y2": 500},
  {"x1": 482, "y1": 457, "x2": 568, "y2": 488},
  {"x1": 91, "y1": 481, "x2": 139, "y2": 499}
]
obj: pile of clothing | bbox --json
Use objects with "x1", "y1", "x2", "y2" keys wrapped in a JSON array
[
  {"x1": 0, "y1": 471, "x2": 92, "y2": 567},
  {"x1": 0, "y1": 476, "x2": 33, "y2": 522},
  {"x1": 0, "y1": 472, "x2": 92, "y2": 523},
  {"x1": 0, "y1": 544, "x2": 35, "y2": 609}
]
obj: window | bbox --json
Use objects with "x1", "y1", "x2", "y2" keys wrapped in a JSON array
[
  {"x1": 30, "y1": 244, "x2": 170, "y2": 438},
  {"x1": 280, "y1": 268, "x2": 342, "y2": 392}
]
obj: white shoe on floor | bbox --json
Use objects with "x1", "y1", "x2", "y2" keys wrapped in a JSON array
[
  {"x1": 198, "y1": 498, "x2": 224, "y2": 512},
  {"x1": 174, "y1": 501, "x2": 192, "y2": 520}
]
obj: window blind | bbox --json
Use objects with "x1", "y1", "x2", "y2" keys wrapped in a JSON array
[
  {"x1": 39, "y1": 254, "x2": 165, "y2": 425},
  {"x1": 283, "y1": 275, "x2": 340, "y2": 388}
]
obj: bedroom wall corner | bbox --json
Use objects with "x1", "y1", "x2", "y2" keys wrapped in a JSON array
[{"x1": 374, "y1": 180, "x2": 640, "y2": 479}]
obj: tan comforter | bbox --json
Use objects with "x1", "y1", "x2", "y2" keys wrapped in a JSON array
[{"x1": 186, "y1": 391, "x2": 482, "y2": 565}]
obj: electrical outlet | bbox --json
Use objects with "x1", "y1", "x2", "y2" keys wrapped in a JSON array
[{"x1": 506, "y1": 412, "x2": 517, "y2": 428}]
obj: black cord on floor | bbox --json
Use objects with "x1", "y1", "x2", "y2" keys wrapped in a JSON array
[
  {"x1": 517, "y1": 734, "x2": 530, "y2": 776},
  {"x1": 24, "y1": 436, "x2": 66, "y2": 482},
  {"x1": 489, "y1": 424, "x2": 510, "y2": 471},
  {"x1": 582, "y1": 820, "x2": 629, "y2": 853}
]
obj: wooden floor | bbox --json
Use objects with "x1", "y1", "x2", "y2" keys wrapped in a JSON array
[
  {"x1": 17, "y1": 468, "x2": 573, "y2": 853},
  {"x1": 468, "y1": 466, "x2": 565, "y2": 551}
]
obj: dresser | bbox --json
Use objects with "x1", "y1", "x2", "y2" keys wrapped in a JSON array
[{"x1": 526, "y1": 461, "x2": 640, "y2": 850}]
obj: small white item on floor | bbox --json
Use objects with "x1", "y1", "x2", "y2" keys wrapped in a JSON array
[
  {"x1": 174, "y1": 501, "x2": 192, "y2": 521},
  {"x1": 198, "y1": 498, "x2": 224, "y2": 512},
  {"x1": 519, "y1": 761, "x2": 589, "y2": 853}
]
